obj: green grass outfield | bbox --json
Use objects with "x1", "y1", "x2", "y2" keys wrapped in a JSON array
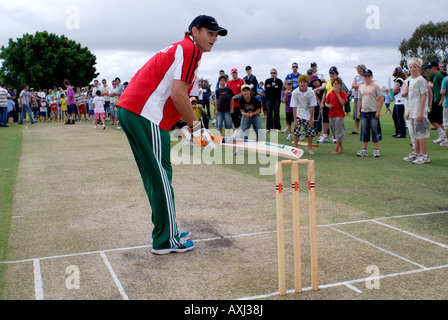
[
  {"x1": 0, "y1": 103, "x2": 447, "y2": 298},
  {"x1": 228, "y1": 103, "x2": 448, "y2": 216},
  {"x1": 213, "y1": 102, "x2": 448, "y2": 240},
  {"x1": 0, "y1": 124, "x2": 22, "y2": 296}
]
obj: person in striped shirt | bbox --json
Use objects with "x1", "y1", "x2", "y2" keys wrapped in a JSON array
[{"x1": 117, "y1": 15, "x2": 227, "y2": 255}]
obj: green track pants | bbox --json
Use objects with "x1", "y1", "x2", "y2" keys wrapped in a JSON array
[{"x1": 117, "y1": 107, "x2": 180, "y2": 250}]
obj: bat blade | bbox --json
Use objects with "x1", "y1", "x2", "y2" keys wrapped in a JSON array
[{"x1": 213, "y1": 136, "x2": 304, "y2": 160}]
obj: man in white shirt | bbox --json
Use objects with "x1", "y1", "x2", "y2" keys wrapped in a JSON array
[
  {"x1": 351, "y1": 64, "x2": 366, "y2": 134},
  {"x1": 0, "y1": 83, "x2": 11, "y2": 127},
  {"x1": 100, "y1": 79, "x2": 111, "y2": 119},
  {"x1": 109, "y1": 80, "x2": 119, "y2": 125}
]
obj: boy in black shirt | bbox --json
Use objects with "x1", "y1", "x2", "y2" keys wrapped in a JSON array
[
  {"x1": 215, "y1": 75, "x2": 234, "y2": 136},
  {"x1": 238, "y1": 84, "x2": 266, "y2": 141}
]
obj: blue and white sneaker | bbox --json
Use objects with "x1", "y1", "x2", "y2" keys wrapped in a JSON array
[
  {"x1": 179, "y1": 231, "x2": 191, "y2": 241},
  {"x1": 151, "y1": 240, "x2": 195, "y2": 255}
]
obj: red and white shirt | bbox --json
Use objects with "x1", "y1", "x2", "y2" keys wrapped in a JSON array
[
  {"x1": 226, "y1": 78, "x2": 245, "y2": 108},
  {"x1": 118, "y1": 35, "x2": 202, "y2": 131}
]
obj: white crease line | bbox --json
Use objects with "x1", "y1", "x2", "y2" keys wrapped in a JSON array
[
  {"x1": 33, "y1": 259, "x2": 44, "y2": 300},
  {"x1": 100, "y1": 252, "x2": 129, "y2": 300},
  {"x1": 0, "y1": 244, "x2": 154, "y2": 264},
  {"x1": 329, "y1": 226, "x2": 427, "y2": 269},
  {"x1": 345, "y1": 283, "x2": 363, "y2": 294},
  {"x1": 373, "y1": 220, "x2": 448, "y2": 249},
  {"x1": 2, "y1": 210, "x2": 447, "y2": 265},
  {"x1": 238, "y1": 264, "x2": 448, "y2": 300},
  {"x1": 318, "y1": 210, "x2": 448, "y2": 228}
]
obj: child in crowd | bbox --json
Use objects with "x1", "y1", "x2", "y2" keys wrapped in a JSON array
[
  {"x1": 93, "y1": 90, "x2": 106, "y2": 130},
  {"x1": 50, "y1": 96, "x2": 58, "y2": 123},
  {"x1": 7, "y1": 98, "x2": 14, "y2": 127},
  {"x1": 191, "y1": 97, "x2": 209, "y2": 129},
  {"x1": 86, "y1": 92, "x2": 94, "y2": 122},
  {"x1": 357, "y1": 69, "x2": 385, "y2": 158},
  {"x1": 60, "y1": 93, "x2": 67, "y2": 122},
  {"x1": 40, "y1": 98, "x2": 47, "y2": 122},
  {"x1": 325, "y1": 77, "x2": 347, "y2": 154},
  {"x1": 281, "y1": 80, "x2": 294, "y2": 141},
  {"x1": 290, "y1": 75, "x2": 317, "y2": 155},
  {"x1": 402, "y1": 58, "x2": 431, "y2": 164},
  {"x1": 215, "y1": 75, "x2": 234, "y2": 137},
  {"x1": 239, "y1": 84, "x2": 265, "y2": 141},
  {"x1": 384, "y1": 89, "x2": 391, "y2": 115}
]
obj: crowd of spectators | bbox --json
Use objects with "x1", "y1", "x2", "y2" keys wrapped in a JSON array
[{"x1": 1, "y1": 59, "x2": 446, "y2": 164}]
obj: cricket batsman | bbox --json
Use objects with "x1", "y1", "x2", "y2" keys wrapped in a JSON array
[{"x1": 117, "y1": 16, "x2": 227, "y2": 255}]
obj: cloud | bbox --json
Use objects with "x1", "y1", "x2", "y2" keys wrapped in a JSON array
[{"x1": 0, "y1": 0, "x2": 447, "y2": 90}]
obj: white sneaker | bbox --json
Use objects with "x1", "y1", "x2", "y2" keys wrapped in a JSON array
[
  {"x1": 103, "y1": 125, "x2": 106, "y2": 130},
  {"x1": 403, "y1": 152, "x2": 417, "y2": 162},
  {"x1": 439, "y1": 138, "x2": 448, "y2": 147},
  {"x1": 281, "y1": 127, "x2": 288, "y2": 133},
  {"x1": 317, "y1": 136, "x2": 329, "y2": 144},
  {"x1": 434, "y1": 133, "x2": 446, "y2": 143},
  {"x1": 357, "y1": 149, "x2": 369, "y2": 157},
  {"x1": 116, "y1": 126, "x2": 122, "y2": 130},
  {"x1": 299, "y1": 135, "x2": 305, "y2": 141},
  {"x1": 412, "y1": 155, "x2": 430, "y2": 165},
  {"x1": 94, "y1": 126, "x2": 98, "y2": 130},
  {"x1": 373, "y1": 150, "x2": 380, "y2": 158},
  {"x1": 286, "y1": 134, "x2": 292, "y2": 141},
  {"x1": 332, "y1": 138, "x2": 337, "y2": 144}
]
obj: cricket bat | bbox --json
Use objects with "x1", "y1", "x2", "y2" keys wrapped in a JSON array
[{"x1": 213, "y1": 136, "x2": 304, "y2": 160}]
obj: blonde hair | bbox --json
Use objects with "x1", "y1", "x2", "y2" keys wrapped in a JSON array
[
  {"x1": 408, "y1": 57, "x2": 423, "y2": 68},
  {"x1": 298, "y1": 75, "x2": 309, "y2": 83}
]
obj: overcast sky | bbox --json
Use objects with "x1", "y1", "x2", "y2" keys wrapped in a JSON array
[{"x1": 1, "y1": 0, "x2": 448, "y2": 89}]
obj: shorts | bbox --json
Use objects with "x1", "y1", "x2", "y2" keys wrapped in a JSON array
[
  {"x1": 360, "y1": 112, "x2": 381, "y2": 143},
  {"x1": 40, "y1": 111, "x2": 47, "y2": 117},
  {"x1": 428, "y1": 101, "x2": 443, "y2": 124},
  {"x1": 90, "y1": 109, "x2": 95, "y2": 116},
  {"x1": 285, "y1": 111, "x2": 294, "y2": 125},
  {"x1": 231, "y1": 107, "x2": 242, "y2": 128},
  {"x1": 443, "y1": 108, "x2": 448, "y2": 128},
  {"x1": 67, "y1": 104, "x2": 77, "y2": 115},
  {"x1": 78, "y1": 104, "x2": 86, "y2": 114},
  {"x1": 329, "y1": 117, "x2": 346, "y2": 142},
  {"x1": 322, "y1": 106, "x2": 330, "y2": 124},
  {"x1": 410, "y1": 118, "x2": 431, "y2": 140},
  {"x1": 294, "y1": 118, "x2": 316, "y2": 138},
  {"x1": 95, "y1": 112, "x2": 106, "y2": 120}
]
